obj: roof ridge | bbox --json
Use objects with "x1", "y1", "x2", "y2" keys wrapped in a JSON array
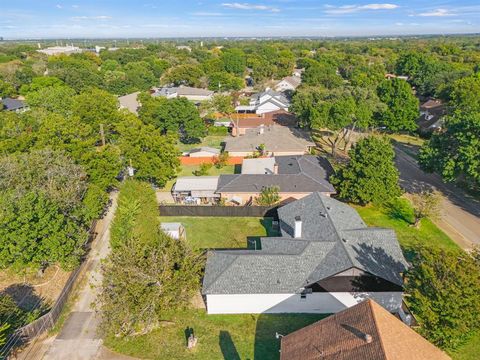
[
  {"x1": 216, "y1": 174, "x2": 240, "y2": 191},
  {"x1": 319, "y1": 193, "x2": 356, "y2": 268},
  {"x1": 368, "y1": 300, "x2": 389, "y2": 360}
]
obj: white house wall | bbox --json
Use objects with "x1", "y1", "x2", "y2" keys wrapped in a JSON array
[{"x1": 205, "y1": 292, "x2": 403, "y2": 314}]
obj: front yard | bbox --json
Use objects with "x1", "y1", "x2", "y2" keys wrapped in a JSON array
[
  {"x1": 176, "y1": 135, "x2": 225, "y2": 152},
  {"x1": 355, "y1": 204, "x2": 460, "y2": 256},
  {"x1": 105, "y1": 310, "x2": 326, "y2": 360}
]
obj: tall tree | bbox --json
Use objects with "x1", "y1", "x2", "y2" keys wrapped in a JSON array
[
  {"x1": 116, "y1": 114, "x2": 179, "y2": 186},
  {"x1": 98, "y1": 181, "x2": 202, "y2": 337},
  {"x1": 377, "y1": 78, "x2": 418, "y2": 132},
  {"x1": 331, "y1": 136, "x2": 401, "y2": 205},
  {"x1": 406, "y1": 245, "x2": 480, "y2": 350}
]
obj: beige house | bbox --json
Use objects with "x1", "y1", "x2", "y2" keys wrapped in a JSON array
[
  {"x1": 224, "y1": 125, "x2": 315, "y2": 157},
  {"x1": 217, "y1": 155, "x2": 335, "y2": 205}
]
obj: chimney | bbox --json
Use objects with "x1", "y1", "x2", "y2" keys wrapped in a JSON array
[
  {"x1": 294, "y1": 216, "x2": 302, "y2": 238},
  {"x1": 259, "y1": 125, "x2": 264, "y2": 134},
  {"x1": 273, "y1": 163, "x2": 279, "y2": 174}
]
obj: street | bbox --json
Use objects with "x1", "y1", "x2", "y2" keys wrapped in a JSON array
[{"x1": 395, "y1": 145, "x2": 480, "y2": 249}]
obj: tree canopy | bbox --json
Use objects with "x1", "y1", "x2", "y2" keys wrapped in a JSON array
[{"x1": 331, "y1": 136, "x2": 401, "y2": 205}]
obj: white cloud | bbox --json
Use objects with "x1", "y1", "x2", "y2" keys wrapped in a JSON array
[
  {"x1": 221, "y1": 2, "x2": 280, "y2": 12},
  {"x1": 325, "y1": 3, "x2": 398, "y2": 14},
  {"x1": 418, "y1": 9, "x2": 455, "y2": 17},
  {"x1": 71, "y1": 15, "x2": 112, "y2": 21},
  {"x1": 72, "y1": 5, "x2": 79, "y2": 9},
  {"x1": 56, "y1": 4, "x2": 63, "y2": 9}
]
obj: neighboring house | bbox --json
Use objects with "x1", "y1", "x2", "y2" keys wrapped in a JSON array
[
  {"x1": 176, "y1": 45, "x2": 192, "y2": 52},
  {"x1": 37, "y1": 45, "x2": 82, "y2": 56},
  {"x1": 160, "y1": 222, "x2": 186, "y2": 240},
  {"x1": 173, "y1": 155, "x2": 335, "y2": 205},
  {"x1": 235, "y1": 89, "x2": 290, "y2": 115},
  {"x1": 274, "y1": 76, "x2": 302, "y2": 92},
  {"x1": 230, "y1": 110, "x2": 297, "y2": 137},
  {"x1": 182, "y1": 147, "x2": 220, "y2": 158},
  {"x1": 0, "y1": 98, "x2": 29, "y2": 113},
  {"x1": 118, "y1": 92, "x2": 140, "y2": 114},
  {"x1": 293, "y1": 68, "x2": 305, "y2": 77},
  {"x1": 224, "y1": 124, "x2": 314, "y2": 157},
  {"x1": 418, "y1": 99, "x2": 446, "y2": 133},
  {"x1": 172, "y1": 176, "x2": 220, "y2": 204},
  {"x1": 217, "y1": 155, "x2": 335, "y2": 204},
  {"x1": 153, "y1": 86, "x2": 214, "y2": 102},
  {"x1": 202, "y1": 192, "x2": 409, "y2": 314},
  {"x1": 384, "y1": 73, "x2": 409, "y2": 81},
  {"x1": 280, "y1": 299, "x2": 450, "y2": 360}
]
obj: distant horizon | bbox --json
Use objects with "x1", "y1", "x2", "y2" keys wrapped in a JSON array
[
  {"x1": 1, "y1": 1, "x2": 480, "y2": 39},
  {"x1": 2, "y1": 32, "x2": 480, "y2": 42}
]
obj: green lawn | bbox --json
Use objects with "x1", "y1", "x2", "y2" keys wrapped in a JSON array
[
  {"x1": 158, "y1": 216, "x2": 277, "y2": 250},
  {"x1": 105, "y1": 309, "x2": 326, "y2": 360},
  {"x1": 177, "y1": 135, "x2": 226, "y2": 152},
  {"x1": 160, "y1": 164, "x2": 238, "y2": 192},
  {"x1": 451, "y1": 332, "x2": 480, "y2": 360},
  {"x1": 355, "y1": 205, "x2": 460, "y2": 257}
]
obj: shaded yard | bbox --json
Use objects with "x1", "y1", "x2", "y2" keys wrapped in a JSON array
[
  {"x1": 158, "y1": 216, "x2": 277, "y2": 250},
  {"x1": 105, "y1": 309, "x2": 326, "y2": 360},
  {"x1": 177, "y1": 135, "x2": 225, "y2": 152},
  {"x1": 451, "y1": 332, "x2": 480, "y2": 360},
  {"x1": 356, "y1": 205, "x2": 460, "y2": 257}
]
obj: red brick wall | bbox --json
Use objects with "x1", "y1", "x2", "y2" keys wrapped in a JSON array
[{"x1": 179, "y1": 156, "x2": 244, "y2": 165}]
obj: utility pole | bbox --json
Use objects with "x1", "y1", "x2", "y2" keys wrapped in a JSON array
[{"x1": 99, "y1": 124, "x2": 106, "y2": 146}]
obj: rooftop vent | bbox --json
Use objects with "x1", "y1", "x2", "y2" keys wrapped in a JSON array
[
  {"x1": 294, "y1": 216, "x2": 302, "y2": 238},
  {"x1": 364, "y1": 334, "x2": 373, "y2": 343}
]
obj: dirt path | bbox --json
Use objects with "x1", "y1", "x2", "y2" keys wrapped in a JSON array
[
  {"x1": 17, "y1": 192, "x2": 137, "y2": 360},
  {"x1": 394, "y1": 145, "x2": 480, "y2": 249}
]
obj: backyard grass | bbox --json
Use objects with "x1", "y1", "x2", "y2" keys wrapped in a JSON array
[
  {"x1": 159, "y1": 164, "x2": 238, "y2": 192},
  {"x1": 451, "y1": 332, "x2": 480, "y2": 360},
  {"x1": 158, "y1": 216, "x2": 277, "y2": 250},
  {"x1": 355, "y1": 205, "x2": 460, "y2": 256},
  {"x1": 105, "y1": 309, "x2": 326, "y2": 360},
  {"x1": 177, "y1": 135, "x2": 226, "y2": 152}
]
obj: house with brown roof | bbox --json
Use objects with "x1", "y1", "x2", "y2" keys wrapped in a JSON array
[
  {"x1": 418, "y1": 98, "x2": 446, "y2": 133},
  {"x1": 230, "y1": 110, "x2": 297, "y2": 136},
  {"x1": 224, "y1": 123, "x2": 314, "y2": 157},
  {"x1": 280, "y1": 299, "x2": 450, "y2": 360}
]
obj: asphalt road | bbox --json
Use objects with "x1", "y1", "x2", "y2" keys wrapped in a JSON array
[{"x1": 394, "y1": 145, "x2": 480, "y2": 249}]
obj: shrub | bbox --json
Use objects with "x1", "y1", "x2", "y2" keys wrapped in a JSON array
[{"x1": 386, "y1": 197, "x2": 415, "y2": 224}]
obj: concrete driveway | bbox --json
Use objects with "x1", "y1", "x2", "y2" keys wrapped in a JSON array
[{"x1": 394, "y1": 144, "x2": 480, "y2": 249}]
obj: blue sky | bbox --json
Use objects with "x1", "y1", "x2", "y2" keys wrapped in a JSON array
[{"x1": 1, "y1": 1, "x2": 479, "y2": 39}]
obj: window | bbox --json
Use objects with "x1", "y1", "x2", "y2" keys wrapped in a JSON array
[{"x1": 300, "y1": 293, "x2": 307, "y2": 300}]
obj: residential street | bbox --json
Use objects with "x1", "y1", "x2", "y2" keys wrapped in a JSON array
[
  {"x1": 395, "y1": 145, "x2": 480, "y2": 249},
  {"x1": 17, "y1": 192, "x2": 134, "y2": 360}
]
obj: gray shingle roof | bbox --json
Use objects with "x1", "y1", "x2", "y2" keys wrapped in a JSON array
[
  {"x1": 217, "y1": 156, "x2": 335, "y2": 194},
  {"x1": 202, "y1": 193, "x2": 408, "y2": 295},
  {"x1": 1, "y1": 98, "x2": 26, "y2": 111}
]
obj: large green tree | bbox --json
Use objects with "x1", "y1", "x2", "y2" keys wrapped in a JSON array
[
  {"x1": 419, "y1": 111, "x2": 480, "y2": 190},
  {"x1": 116, "y1": 114, "x2": 179, "y2": 186},
  {"x1": 331, "y1": 136, "x2": 401, "y2": 205},
  {"x1": 406, "y1": 245, "x2": 480, "y2": 350},
  {"x1": 98, "y1": 181, "x2": 201, "y2": 337},
  {"x1": 377, "y1": 78, "x2": 418, "y2": 132}
]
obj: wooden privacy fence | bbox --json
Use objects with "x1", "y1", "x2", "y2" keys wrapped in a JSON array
[
  {"x1": 159, "y1": 204, "x2": 279, "y2": 218},
  {"x1": 0, "y1": 220, "x2": 98, "y2": 358}
]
